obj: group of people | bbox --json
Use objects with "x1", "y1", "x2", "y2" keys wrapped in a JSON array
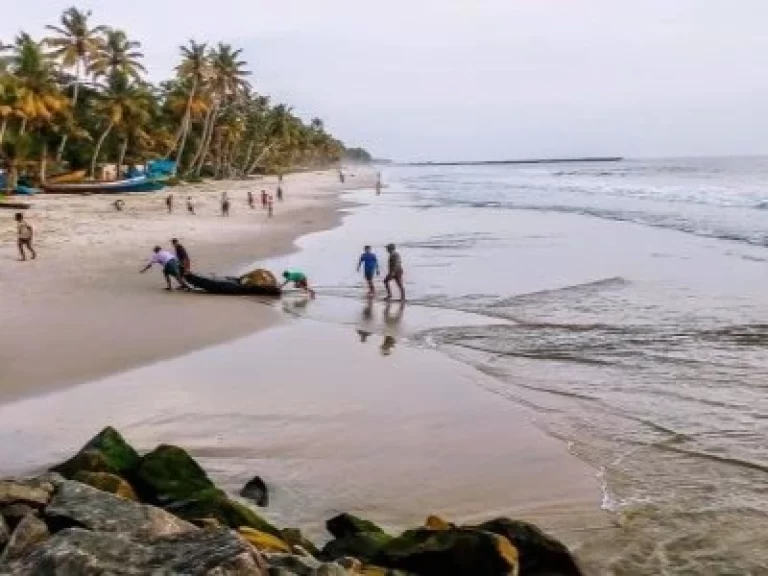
[
  {"x1": 140, "y1": 239, "x2": 191, "y2": 291},
  {"x1": 356, "y1": 243, "x2": 405, "y2": 301},
  {"x1": 163, "y1": 187, "x2": 283, "y2": 218}
]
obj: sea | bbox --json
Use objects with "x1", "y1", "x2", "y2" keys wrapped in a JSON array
[{"x1": 262, "y1": 157, "x2": 768, "y2": 575}]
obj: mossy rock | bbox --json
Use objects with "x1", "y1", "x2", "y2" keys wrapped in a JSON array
[
  {"x1": 322, "y1": 532, "x2": 393, "y2": 563},
  {"x1": 326, "y1": 513, "x2": 386, "y2": 538},
  {"x1": 165, "y1": 492, "x2": 279, "y2": 536},
  {"x1": 471, "y1": 517, "x2": 582, "y2": 576},
  {"x1": 51, "y1": 428, "x2": 140, "y2": 479},
  {"x1": 424, "y1": 515, "x2": 452, "y2": 531},
  {"x1": 238, "y1": 527, "x2": 291, "y2": 553},
  {"x1": 134, "y1": 445, "x2": 216, "y2": 503},
  {"x1": 378, "y1": 528, "x2": 519, "y2": 576},
  {"x1": 73, "y1": 472, "x2": 138, "y2": 501},
  {"x1": 280, "y1": 527, "x2": 321, "y2": 557}
]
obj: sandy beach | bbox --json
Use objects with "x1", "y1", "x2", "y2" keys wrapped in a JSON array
[{"x1": 0, "y1": 170, "x2": 368, "y2": 401}]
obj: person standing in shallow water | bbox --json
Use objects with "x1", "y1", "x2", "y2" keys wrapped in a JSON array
[
  {"x1": 15, "y1": 213, "x2": 36, "y2": 261},
  {"x1": 357, "y1": 245, "x2": 380, "y2": 296},
  {"x1": 384, "y1": 243, "x2": 405, "y2": 301}
]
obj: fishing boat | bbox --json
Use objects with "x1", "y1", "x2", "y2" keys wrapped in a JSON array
[
  {"x1": 42, "y1": 175, "x2": 165, "y2": 194},
  {"x1": 47, "y1": 170, "x2": 87, "y2": 184},
  {"x1": 186, "y1": 273, "x2": 282, "y2": 296}
]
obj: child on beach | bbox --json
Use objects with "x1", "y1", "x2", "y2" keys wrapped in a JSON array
[
  {"x1": 186, "y1": 197, "x2": 195, "y2": 215},
  {"x1": 282, "y1": 270, "x2": 315, "y2": 298},
  {"x1": 15, "y1": 213, "x2": 36, "y2": 261},
  {"x1": 384, "y1": 243, "x2": 405, "y2": 301},
  {"x1": 140, "y1": 246, "x2": 190, "y2": 291},
  {"x1": 277, "y1": 185, "x2": 283, "y2": 202},
  {"x1": 357, "y1": 245, "x2": 380, "y2": 296}
]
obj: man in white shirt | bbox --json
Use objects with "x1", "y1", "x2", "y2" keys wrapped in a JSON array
[{"x1": 140, "y1": 246, "x2": 190, "y2": 291}]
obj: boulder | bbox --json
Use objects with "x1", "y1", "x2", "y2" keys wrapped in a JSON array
[
  {"x1": 326, "y1": 513, "x2": 386, "y2": 539},
  {"x1": 0, "y1": 480, "x2": 52, "y2": 507},
  {"x1": 424, "y1": 515, "x2": 452, "y2": 531},
  {"x1": 134, "y1": 445, "x2": 279, "y2": 536},
  {"x1": 280, "y1": 528, "x2": 321, "y2": 557},
  {"x1": 360, "y1": 568, "x2": 418, "y2": 576},
  {"x1": 0, "y1": 514, "x2": 49, "y2": 563},
  {"x1": 238, "y1": 527, "x2": 291, "y2": 553},
  {"x1": 378, "y1": 527, "x2": 519, "y2": 576},
  {"x1": 0, "y1": 504, "x2": 36, "y2": 530},
  {"x1": 472, "y1": 518, "x2": 583, "y2": 576},
  {"x1": 0, "y1": 514, "x2": 8, "y2": 550},
  {"x1": 240, "y1": 475, "x2": 269, "y2": 507},
  {"x1": 74, "y1": 471, "x2": 139, "y2": 501},
  {"x1": 322, "y1": 532, "x2": 392, "y2": 563},
  {"x1": 2, "y1": 527, "x2": 267, "y2": 575},
  {"x1": 51, "y1": 427, "x2": 141, "y2": 480},
  {"x1": 45, "y1": 480, "x2": 196, "y2": 539},
  {"x1": 262, "y1": 553, "x2": 351, "y2": 576}
]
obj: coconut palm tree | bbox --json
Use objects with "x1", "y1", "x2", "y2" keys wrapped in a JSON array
[
  {"x1": 89, "y1": 29, "x2": 146, "y2": 81},
  {"x1": 172, "y1": 40, "x2": 208, "y2": 172},
  {"x1": 45, "y1": 7, "x2": 106, "y2": 159},
  {"x1": 89, "y1": 72, "x2": 150, "y2": 178}
]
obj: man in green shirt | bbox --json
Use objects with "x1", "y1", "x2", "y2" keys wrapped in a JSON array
[{"x1": 282, "y1": 270, "x2": 315, "y2": 298}]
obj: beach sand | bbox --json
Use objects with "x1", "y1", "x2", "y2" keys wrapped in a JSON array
[
  {"x1": 0, "y1": 167, "x2": 609, "y2": 552},
  {"x1": 0, "y1": 170, "x2": 365, "y2": 401}
]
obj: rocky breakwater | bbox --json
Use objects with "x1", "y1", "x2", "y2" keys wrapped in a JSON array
[{"x1": 0, "y1": 427, "x2": 585, "y2": 575}]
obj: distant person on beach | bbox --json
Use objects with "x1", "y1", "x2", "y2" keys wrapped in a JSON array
[
  {"x1": 282, "y1": 270, "x2": 315, "y2": 298},
  {"x1": 376, "y1": 172, "x2": 382, "y2": 195},
  {"x1": 384, "y1": 243, "x2": 405, "y2": 301},
  {"x1": 247, "y1": 190, "x2": 255, "y2": 209},
  {"x1": 267, "y1": 194, "x2": 274, "y2": 218},
  {"x1": 276, "y1": 185, "x2": 283, "y2": 202},
  {"x1": 171, "y1": 238, "x2": 191, "y2": 275},
  {"x1": 15, "y1": 213, "x2": 36, "y2": 261},
  {"x1": 278, "y1": 172, "x2": 283, "y2": 184},
  {"x1": 186, "y1": 196, "x2": 195, "y2": 215},
  {"x1": 338, "y1": 169, "x2": 345, "y2": 183},
  {"x1": 140, "y1": 246, "x2": 190, "y2": 291},
  {"x1": 166, "y1": 194, "x2": 173, "y2": 214},
  {"x1": 357, "y1": 245, "x2": 380, "y2": 296},
  {"x1": 221, "y1": 192, "x2": 230, "y2": 217},
  {"x1": 261, "y1": 189, "x2": 268, "y2": 209},
  {"x1": 113, "y1": 199, "x2": 125, "y2": 212}
]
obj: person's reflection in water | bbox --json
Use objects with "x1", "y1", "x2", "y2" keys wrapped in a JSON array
[
  {"x1": 380, "y1": 301, "x2": 406, "y2": 356},
  {"x1": 380, "y1": 335, "x2": 396, "y2": 356},
  {"x1": 355, "y1": 299, "x2": 375, "y2": 343},
  {"x1": 357, "y1": 329, "x2": 372, "y2": 343}
]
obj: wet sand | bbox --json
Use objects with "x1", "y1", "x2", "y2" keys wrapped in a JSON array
[
  {"x1": 0, "y1": 170, "x2": 368, "y2": 402},
  {"x1": 0, "y1": 320, "x2": 608, "y2": 545}
]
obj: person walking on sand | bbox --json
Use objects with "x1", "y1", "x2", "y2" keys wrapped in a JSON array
[
  {"x1": 357, "y1": 245, "x2": 380, "y2": 296},
  {"x1": 15, "y1": 213, "x2": 36, "y2": 261},
  {"x1": 267, "y1": 194, "x2": 274, "y2": 218},
  {"x1": 276, "y1": 185, "x2": 284, "y2": 202},
  {"x1": 186, "y1": 196, "x2": 196, "y2": 215},
  {"x1": 166, "y1": 193, "x2": 173, "y2": 214},
  {"x1": 221, "y1": 192, "x2": 230, "y2": 217},
  {"x1": 375, "y1": 172, "x2": 382, "y2": 195},
  {"x1": 247, "y1": 190, "x2": 255, "y2": 209},
  {"x1": 261, "y1": 189, "x2": 268, "y2": 209},
  {"x1": 171, "y1": 238, "x2": 191, "y2": 275},
  {"x1": 384, "y1": 243, "x2": 405, "y2": 301},
  {"x1": 281, "y1": 270, "x2": 315, "y2": 298},
  {"x1": 140, "y1": 246, "x2": 190, "y2": 291}
]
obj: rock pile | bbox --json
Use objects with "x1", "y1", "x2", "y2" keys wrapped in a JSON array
[{"x1": 0, "y1": 427, "x2": 584, "y2": 575}]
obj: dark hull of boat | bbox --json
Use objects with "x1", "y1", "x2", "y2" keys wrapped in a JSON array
[
  {"x1": 186, "y1": 273, "x2": 282, "y2": 296},
  {"x1": 0, "y1": 201, "x2": 31, "y2": 210},
  {"x1": 42, "y1": 177, "x2": 165, "y2": 194}
]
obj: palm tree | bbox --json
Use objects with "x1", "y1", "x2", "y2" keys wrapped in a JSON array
[
  {"x1": 89, "y1": 29, "x2": 146, "y2": 81},
  {"x1": 89, "y1": 72, "x2": 150, "y2": 178},
  {"x1": 172, "y1": 40, "x2": 208, "y2": 172},
  {"x1": 190, "y1": 43, "x2": 249, "y2": 175},
  {"x1": 45, "y1": 7, "x2": 106, "y2": 159}
]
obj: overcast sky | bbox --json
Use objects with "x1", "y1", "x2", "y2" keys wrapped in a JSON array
[{"x1": 4, "y1": 1, "x2": 768, "y2": 161}]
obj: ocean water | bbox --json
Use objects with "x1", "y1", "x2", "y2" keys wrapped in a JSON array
[{"x1": 265, "y1": 158, "x2": 768, "y2": 575}]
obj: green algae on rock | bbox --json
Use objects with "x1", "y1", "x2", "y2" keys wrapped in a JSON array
[{"x1": 51, "y1": 427, "x2": 140, "y2": 479}]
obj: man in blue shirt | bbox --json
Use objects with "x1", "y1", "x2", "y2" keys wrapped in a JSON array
[{"x1": 357, "y1": 245, "x2": 380, "y2": 296}]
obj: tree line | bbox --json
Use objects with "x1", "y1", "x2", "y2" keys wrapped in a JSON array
[{"x1": 0, "y1": 7, "x2": 370, "y2": 189}]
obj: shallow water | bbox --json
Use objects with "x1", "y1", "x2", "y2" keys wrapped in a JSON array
[{"x1": 264, "y1": 158, "x2": 768, "y2": 574}]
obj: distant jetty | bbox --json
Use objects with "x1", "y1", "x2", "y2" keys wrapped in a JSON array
[{"x1": 403, "y1": 156, "x2": 623, "y2": 167}]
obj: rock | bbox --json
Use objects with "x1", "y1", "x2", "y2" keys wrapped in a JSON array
[
  {"x1": 45, "y1": 480, "x2": 196, "y2": 539},
  {"x1": 0, "y1": 514, "x2": 49, "y2": 563},
  {"x1": 336, "y1": 556, "x2": 363, "y2": 572},
  {"x1": 238, "y1": 527, "x2": 291, "y2": 553},
  {"x1": 0, "y1": 514, "x2": 8, "y2": 550},
  {"x1": 471, "y1": 518, "x2": 583, "y2": 576},
  {"x1": 322, "y1": 532, "x2": 392, "y2": 563},
  {"x1": 0, "y1": 480, "x2": 52, "y2": 507},
  {"x1": 240, "y1": 476, "x2": 269, "y2": 507},
  {"x1": 262, "y1": 553, "x2": 352, "y2": 576},
  {"x1": 134, "y1": 445, "x2": 279, "y2": 536},
  {"x1": 326, "y1": 513, "x2": 386, "y2": 539},
  {"x1": 280, "y1": 528, "x2": 321, "y2": 557},
  {"x1": 378, "y1": 527, "x2": 519, "y2": 576},
  {"x1": 0, "y1": 504, "x2": 36, "y2": 530},
  {"x1": 424, "y1": 515, "x2": 452, "y2": 531},
  {"x1": 51, "y1": 427, "x2": 141, "y2": 479},
  {"x1": 192, "y1": 517, "x2": 224, "y2": 530},
  {"x1": 3, "y1": 527, "x2": 267, "y2": 575},
  {"x1": 74, "y1": 471, "x2": 139, "y2": 501},
  {"x1": 360, "y1": 568, "x2": 417, "y2": 576}
]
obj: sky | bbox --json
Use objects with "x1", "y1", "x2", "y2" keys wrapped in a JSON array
[{"x1": 3, "y1": 0, "x2": 768, "y2": 162}]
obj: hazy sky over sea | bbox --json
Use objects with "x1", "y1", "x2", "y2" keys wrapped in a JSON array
[{"x1": 5, "y1": 1, "x2": 768, "y2": 161}]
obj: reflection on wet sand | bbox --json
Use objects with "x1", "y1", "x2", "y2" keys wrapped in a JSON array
[{"x1": 354, "y1": 300, "x2": 407, "y2": 356}]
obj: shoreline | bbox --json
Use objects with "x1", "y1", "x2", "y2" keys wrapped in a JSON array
[{"x1": 0, "y1": 170, "x2": 369, "y2": 404}]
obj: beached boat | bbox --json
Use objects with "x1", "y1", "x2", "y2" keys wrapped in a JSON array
[
  {"x1": 42, "y1": 176, "x2": 165, "y2": 195},
  {"x1": 47, "y1": 170, "x2": 87, "y2": 184},
  {"x1": 0, "y1": 201, "x2": 31, "y2": 210},
  {"x1": 186, "y1": 273, "x2": 282, "y2": 296}
]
